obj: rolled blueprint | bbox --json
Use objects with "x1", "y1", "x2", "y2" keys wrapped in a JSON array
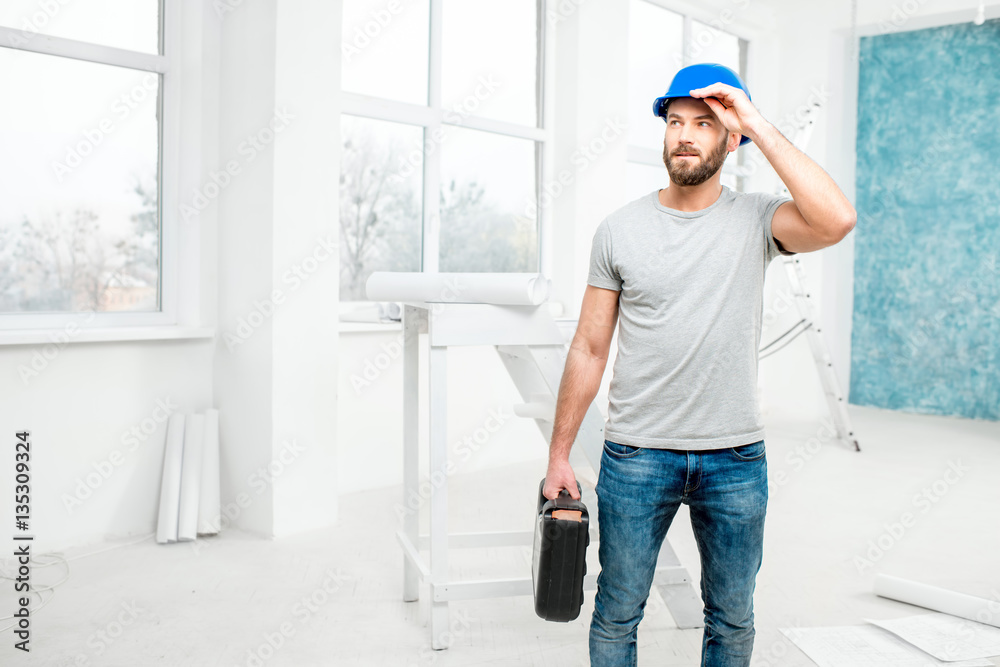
[
  {"x1": 156, "y1": 413, "x2": 185, "y2": 544},
  {"x1": 365, "y1": 272, "x2": 550, "y2": 306},
  {"x1": 874, "y1": 574, "x2": 1000, "y2": 628},
  {"x1": 197, "y1": 409, "x2": 221, "y2": 535},
  {"x1": 177, "y1": 413, "x2": 205, "y2": 542}
]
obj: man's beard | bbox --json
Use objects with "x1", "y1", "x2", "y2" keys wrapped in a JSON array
[{"x1": 662, "y1": 134, "x2": 729, "y2": 187}]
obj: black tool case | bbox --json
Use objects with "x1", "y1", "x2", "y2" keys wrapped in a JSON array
[{"x1": 532, "y1": 477, "x2": 590, "y2": 622}]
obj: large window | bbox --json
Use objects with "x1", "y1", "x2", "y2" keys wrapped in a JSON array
[
  {"x1": 0, "y1": 2, "x2": 164, "y2": 322},
  {"x1": 626, "y1": 0, "x2": 748, "y2": 203},
  {"x1": 339, "y1": 0, "x2": 546, "y2": 301}
]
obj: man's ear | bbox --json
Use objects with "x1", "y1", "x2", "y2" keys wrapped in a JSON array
[{"x1": 727, "y1": 131, "x2": 741, "y2": 152}]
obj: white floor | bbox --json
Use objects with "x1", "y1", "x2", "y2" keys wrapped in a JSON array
[{"x1": 3, "y1": 405, "x2": 999, "y2": 667}]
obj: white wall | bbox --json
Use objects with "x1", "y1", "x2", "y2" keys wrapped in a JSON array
[{"x1": 0, "y1": 341, "x2": 214, "y2": 552}]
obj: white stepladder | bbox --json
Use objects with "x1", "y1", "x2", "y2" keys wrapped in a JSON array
[
  {"x1": 771, "y1": 254, "x2": 861, "y2": 451},
  {"x1": 397, "y1": 300, "x2": 703, "y2": 651},
  {"x1": 744, "y1": 98, "x2": 861, "y2": 451}
]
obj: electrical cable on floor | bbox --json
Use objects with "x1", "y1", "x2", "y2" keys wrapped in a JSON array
[{"x1": 0, "y1": 533, "x2": 155, "y2": 634}]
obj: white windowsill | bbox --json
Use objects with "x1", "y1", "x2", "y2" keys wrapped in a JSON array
[{"x1": 0, "y1": 326, "x2": 216, "y2": 346}]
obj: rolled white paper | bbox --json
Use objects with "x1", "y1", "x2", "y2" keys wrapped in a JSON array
[
  {"x1": 156, "y1": 413, "x2": 185, "y2": 544},
  {"x1": 365, "y1": 272, "x2": 550, "y2": 306},
  {"x1": 197, "y1": 409, "x2": 221, "y2": 535},
  {"x1": 874, "y1": 574, "x2": 1000, "y2": 629},
  {"x1": 177, "y1": 413, "x2": 205, "y2": 542}
]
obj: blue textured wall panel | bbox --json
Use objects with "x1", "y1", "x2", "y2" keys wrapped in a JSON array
[{"x1": 851, "y1": 19, "x2": 1000, "y2": 421}]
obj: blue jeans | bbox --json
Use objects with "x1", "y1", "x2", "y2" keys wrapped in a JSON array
[{"x1": 589, "y1": 439, "x2": 768, "y2": 667}]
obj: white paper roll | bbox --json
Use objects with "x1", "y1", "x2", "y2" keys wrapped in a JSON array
[
  {"x1": 177, "y1": 413, "x2": 205, "y2": 542},
  {"x1": 197, "y1": 409, "x2": 221, "y2": 535},
  {"x1": 156, "y1": 413, "x2": 185, "y2": 544},
  {"x1": 365, "y1": 272, "x2": 550, "y2": 306},
  {"x1": 874, "y1": 574, "x2": 1000, "y2": 629}
]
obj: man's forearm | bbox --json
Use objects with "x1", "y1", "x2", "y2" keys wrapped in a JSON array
[
  {"x1": 746, "y1": 119, "x2": 856, "y2": 237},
  {"x1": 549, "y1": 343, "x2": 607, "y2": 462}
]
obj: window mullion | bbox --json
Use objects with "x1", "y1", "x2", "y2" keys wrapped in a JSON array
[
  {"x1": 0, "y1": 26, "x2": 166, "y2": 72},
  {"x1": 423, "y1": 0, "x2": 444, "y2": 274}
]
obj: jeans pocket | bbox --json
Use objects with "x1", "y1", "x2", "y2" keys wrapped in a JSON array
[
  {"x1": 603, "y1": 439, "x2": 643, "y2": 459},
  {"x1": 730, "y1": 439, "x2": 766, "y2": 461}
]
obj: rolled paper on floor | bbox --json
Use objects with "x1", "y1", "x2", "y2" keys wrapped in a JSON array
[
  {"x1": 874, "y1": 574, "x2": 1000, "y2": 628},
  {"x1": 177, "y1": 413, "x2": 205, "y2": 542},
  {"x1": 198, "y1": 409, "x2": 221, "y2": 535},
  {"x1": 156, "y1": 413, "x2": 185, "y2": 544},
  {"x1": 365, "y1": 272, "x2": 550, "y2": 306}
]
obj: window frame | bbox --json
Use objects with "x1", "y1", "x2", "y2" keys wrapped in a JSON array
[
  {"x1": 339, "y1": 0, "x2": 554, "y2": 312},
  {"x1": 0, "y1": 0, "x2": 209, "y2": 340},
  {"x1": 626, "y1": 0, "x2": 755, "y2": 192}
]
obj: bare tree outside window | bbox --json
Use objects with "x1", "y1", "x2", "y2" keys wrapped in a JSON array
[
  {"x1": 339, "y1": 116, "x2": 421, "y2": 300},
  {"x1": 0, "y1": 41, "x2": 161, "y2": 315}
]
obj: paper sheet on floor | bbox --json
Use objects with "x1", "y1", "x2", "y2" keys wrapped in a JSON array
[
  {"x1": 864, "y1": 613, "x2": 1000, "y2": 662},
  {"x1": 779, "y1": 625, "x2": 994, "y2": 667}
]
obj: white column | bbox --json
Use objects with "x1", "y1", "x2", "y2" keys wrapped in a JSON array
[{"x1": 215, "y1": 0, "x2": 341, "y2": 537}]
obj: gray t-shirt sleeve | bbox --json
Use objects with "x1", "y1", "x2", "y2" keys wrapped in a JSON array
[
  {"x1": 761, "y1": 193, "x2": 796, "y2": 263},
  {"x1": 587, "y1": 217, "x2": 623, "y2": 291}
]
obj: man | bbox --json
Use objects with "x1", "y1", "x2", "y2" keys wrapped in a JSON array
[{"x1": 542, "y1": 63, "x2": 856, "y2": 666}]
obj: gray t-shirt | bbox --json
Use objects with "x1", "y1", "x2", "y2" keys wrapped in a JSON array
[{"x1": 587, "y1": 185, "x2": 794, "y2": 450}]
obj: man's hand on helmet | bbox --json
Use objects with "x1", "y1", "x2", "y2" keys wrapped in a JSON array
[{"x1": 688, "y1": 82, "x2": 766, "y2": 141}]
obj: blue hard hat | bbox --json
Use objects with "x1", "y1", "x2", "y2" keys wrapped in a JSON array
[{"x1": 652, "y1": 63, "x2": 753, "y2": 146}]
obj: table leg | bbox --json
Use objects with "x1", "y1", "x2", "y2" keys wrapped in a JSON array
[
  {"x1": 402, "y1": 305, "x2": 420, "y2": 603},
  {"x1": 429, "y1": 343, "x2": 450, "y2": 649}
]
